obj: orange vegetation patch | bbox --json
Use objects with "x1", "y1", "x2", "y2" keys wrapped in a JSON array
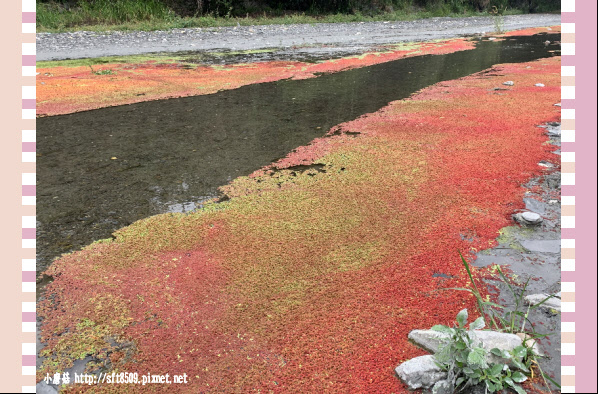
[
  {"x1": 38, "y1": 57, "x2": 561, "y2": 392},
  {"x1": 36, "y1": 38, "x2": 474, "y2": 116},
  {"x1": 502, "y1": 25, "x2": 561, "y2": 37}
]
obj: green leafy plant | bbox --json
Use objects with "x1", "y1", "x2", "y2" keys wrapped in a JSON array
[
  {"x1": 444, "y1": 252, "x2": 561, "y2": 391},
  {"x1": 432, "y1": 308, "x2": 529, "y2": 393}
]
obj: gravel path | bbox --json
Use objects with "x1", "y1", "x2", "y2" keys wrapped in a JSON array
[{"x1": 36, "y1": 14, "x2": 560, "y2": 61}]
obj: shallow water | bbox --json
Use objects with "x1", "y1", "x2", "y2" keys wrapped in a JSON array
[{"x1": 37, "y1": 33, "x2": 560, "y2": 276}]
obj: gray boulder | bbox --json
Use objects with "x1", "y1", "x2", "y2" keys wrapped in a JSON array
[
  {"x1": 521, "y1": 211, "x2": 543, "y2": 224},
  {"x1": 408, "y1": 329, "x2": 447, "y2": 354},
  {"x1": 475, "y1": 331, "x2": 526, "y2": 364},
  {"x1": 395, "y1": 355, "x2": 447, "y2": 390},
  {"x1": 408, "y1": 329, "x2": 541, "y2": 363},
  {"x1": 432, "y1": 379, "x2": 452, "y2": 394}
]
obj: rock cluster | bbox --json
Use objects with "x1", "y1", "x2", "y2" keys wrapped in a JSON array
[{"x1": 395, "y1": 329, "x2": 539, "y2": 390}]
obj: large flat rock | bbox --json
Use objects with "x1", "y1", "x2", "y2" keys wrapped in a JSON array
[
  {"x1": 408, "y1": 329, "x2": 541, "y2": 363},
  {"x1": 395, "y1": 355, "x2": 447, "y2": 390},
  {"x1": 520, "y1": 239, "x2": 560, "y2": 254}
]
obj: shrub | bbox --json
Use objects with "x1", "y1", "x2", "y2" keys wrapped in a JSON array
[{"x1": 432, "y1": 309, "x2": 530, "y2": 393}]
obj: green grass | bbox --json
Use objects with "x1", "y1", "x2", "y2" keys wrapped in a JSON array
[
  {"x1": 37, "y1": 0, "x2": 176, "y2": 31},
  {"x1": 36, "y1": 1, "x2": 526, "y2": 33}
]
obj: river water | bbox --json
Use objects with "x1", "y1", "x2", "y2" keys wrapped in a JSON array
[{"x1": 37, "y1": 33, "x2": 560, "y2": 276}]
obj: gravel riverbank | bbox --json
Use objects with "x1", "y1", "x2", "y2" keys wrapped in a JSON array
[{"x1": 36, "y1": 14, "x2": 560, "y2": 61}]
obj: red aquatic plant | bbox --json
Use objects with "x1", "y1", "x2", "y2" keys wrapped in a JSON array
[
  {"x1": 502, "y1": 25, "x2": 561, "y2": 37},
  {"x1": 36, "y1": 38, "x2": 475, "y2": 116},
  {"x1": 38, "y1": 56, "x2": 561, "y2": 392}
]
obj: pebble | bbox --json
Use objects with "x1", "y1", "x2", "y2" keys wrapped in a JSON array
[
  {"x1": 521, "y1": 211, "x2": 543, "y2": 224},
  {"x1": 535, "y1": 83, "x2": 545, "y2": 87},
  {"x1": 503, "y1": 81, "x2": 514, "y2": 86}
]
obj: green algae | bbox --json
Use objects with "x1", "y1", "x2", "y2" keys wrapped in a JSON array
[
  {"x1": 37, "y1": 53, "x2": 197, "y2": 69},
  {"x1": 39, "y1": 294, "x2": 132, "y2": 375},
  {"x1": 36, "y1": 48, "x2": 279, "y2": 69},
  {"x1": 496, "y1": 225, "x2": 533, "y2": 252}
]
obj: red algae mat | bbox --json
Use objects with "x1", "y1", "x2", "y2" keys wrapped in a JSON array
[
  {"x1": 38, "y1": 57, "x2": 561, "y2": 392},
  {"x1": 502, "y1": 25, "x2": 560, "y2": 37},
  {"x1": 36, "y1": 38, "x2": 474, "y2": 116}
]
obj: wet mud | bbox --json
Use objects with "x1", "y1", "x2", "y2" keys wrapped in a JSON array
[{"x1": 37, "y1": 33, "x2": 560, "y2": 282}]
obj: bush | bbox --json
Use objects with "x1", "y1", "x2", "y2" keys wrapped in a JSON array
[{"x1": 432, "y1": 309, "x2": 531, "y2": 394}]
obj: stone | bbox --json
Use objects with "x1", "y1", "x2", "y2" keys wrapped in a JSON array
[
  {"x1": 546, "y1": 127, "x2": 561, "y2": 137},
  {"x1": 538, "y1": 161, "x2": 554, "y2": 168},
  {"x1": 515, "y1": 333, "x2": 543, "y2": 356},
  {"x1": 432, "y1": 380, "x2": 453, "y2": 394},
  {"x1": 519, "y1": 239, "x2": 560, "y2": 254},
  {"x1": 516, "y1": 211, "x2": 543, "y2": 225},
  {"x1": 554, "y1": 103, "x2": 561, "y2": 106},
  {"x1": 408, "y1": 329, "x2": 447, "y2": 353},
  {"x1": 525, "y1": 293, "x2": 561, "y2": 312},
  {"x1": 474, "y1": 331, "x2": 525, "y2": 364},
  {"x1": 395, "y1": 355, "x2": 447, "y2": 390},
  {"x1": 503, "y1": 81, "x2": 514, "y2": 86},
  {"x1": 408, "y1": 329, "x2": 525, "y2": 364},
  {"x1": 521, "y1": 211, "x2": 542, "y2": 223},
  {"x1": 535, "y1": 83, "x2": 545, "y2": 87}
]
